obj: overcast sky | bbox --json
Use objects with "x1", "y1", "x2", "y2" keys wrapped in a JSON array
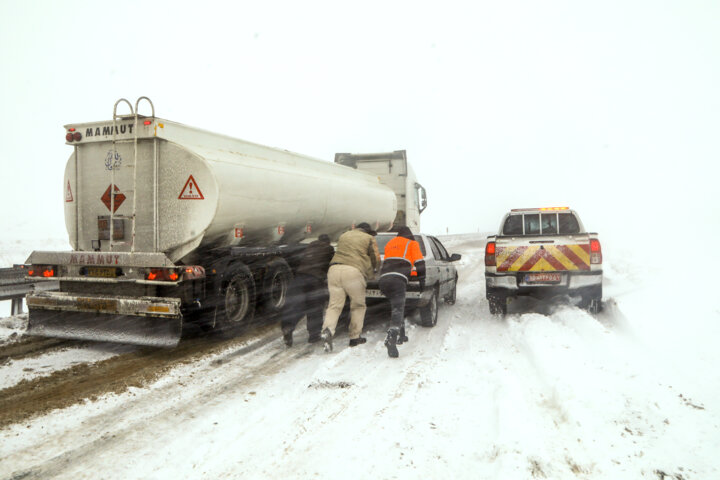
[{"x1": 1, "y1": 0, "x2": 718, "y2": 242}]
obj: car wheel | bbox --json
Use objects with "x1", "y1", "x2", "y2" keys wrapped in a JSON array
[
  {"x1": 420, "y1": 287, "x2": 439, "y2": 327},
  {"x1": 444, "y1": 276, "x2": 457, "y2": 305}
]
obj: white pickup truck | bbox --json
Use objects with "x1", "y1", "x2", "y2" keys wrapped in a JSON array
[{"x1": 484, "y1": 207, "x2": 602, "y2": 315}]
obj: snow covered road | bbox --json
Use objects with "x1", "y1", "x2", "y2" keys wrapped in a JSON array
[{"x1": 1, "y1": 234, "x2": 718, "y2": 479}]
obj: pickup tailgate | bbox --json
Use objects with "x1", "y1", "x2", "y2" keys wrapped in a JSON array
[{"x1": 495, "y1": 236, "x2": 591, "y2": 272}]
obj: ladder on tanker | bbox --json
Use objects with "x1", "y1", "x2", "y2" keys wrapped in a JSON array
[{"x1": 109, "y1": 97, "x2": 160, "y2": 253}]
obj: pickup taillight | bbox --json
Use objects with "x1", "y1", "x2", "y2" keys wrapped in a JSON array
[
  {"x1": 590, "y1": 239, "x2": 602, "y2": 264},
  {"x1": 485, "y1": 241, "x2": 496, "y2": 267}
]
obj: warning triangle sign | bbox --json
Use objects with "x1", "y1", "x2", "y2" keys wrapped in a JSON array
[
  {"x1": 178, "y1": 175, "x2": 204, "y2": 200},
  {"x1": 65, "y1": 181, "x2": 74, "y2": 202}
]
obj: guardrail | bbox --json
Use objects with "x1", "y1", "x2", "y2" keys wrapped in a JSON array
[{"x1": 0, "y1": 266, "x2": 59, "y2": 315}]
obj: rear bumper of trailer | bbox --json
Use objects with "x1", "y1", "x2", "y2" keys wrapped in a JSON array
[{"x1": 26, "y1": 291, "x2": 183, "y2": 347}]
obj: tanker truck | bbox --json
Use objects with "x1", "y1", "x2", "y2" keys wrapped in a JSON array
[{"x1": 24, "y1": 97, "x2": 427, "y2": 347}]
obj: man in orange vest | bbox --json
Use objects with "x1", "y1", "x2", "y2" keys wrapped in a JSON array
[{"x1": 379, "y1": 226, "x2": 425, "y2": 358}]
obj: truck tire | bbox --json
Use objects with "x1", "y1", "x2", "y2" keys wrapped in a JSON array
[
  {"x1": 488, "y1": 294, "x2": 507, "y2": 316},
  {"x1": 444, "y1": 276, "x2": 458, "y2": 305},
  {"x1": 420, "y1": 287, "x2": 439, "y2": 327},
  {"x1": 216, "y1": 264, "x2": 256, "y2": 337},
  {"x1": 260, "y1": 258, "x2": 292, "y2": 316}
]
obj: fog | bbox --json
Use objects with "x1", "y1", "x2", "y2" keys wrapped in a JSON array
[{"x1": 1, "y1": 0, "x2": 718, "y2": 242}]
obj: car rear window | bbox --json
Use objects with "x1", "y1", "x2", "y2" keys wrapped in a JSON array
[
  {"x1": 502, "y1": 212, "x2": 581, "y2": 235},
  {"x1": 524, "y1": 214, "x2": 540, "y2": 235},
  {"x1": 375, "y1": 234, "x2": 426, "y2": 256},
  {"x1": 502, "y1": 215, "x2": 523, "y2": 235},
  {"x1": 558, "y1": 213, "x2": 580, "y2": 234}
]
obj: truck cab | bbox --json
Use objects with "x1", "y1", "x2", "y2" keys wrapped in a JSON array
[{"x1": 484, "y1": 207, "x2": 602, "y2": 315}]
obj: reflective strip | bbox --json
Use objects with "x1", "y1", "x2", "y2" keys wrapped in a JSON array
[
  {"x1": 496, "y1": 244, "x2": 590, "y2": 272},
  {"x1": 380, "y1": 272, "x2": 409, "y2": 282}
]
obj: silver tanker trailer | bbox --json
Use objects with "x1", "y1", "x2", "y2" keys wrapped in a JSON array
[{"x1": 24, "y1": 97, "x2": 427, "y2": 347}]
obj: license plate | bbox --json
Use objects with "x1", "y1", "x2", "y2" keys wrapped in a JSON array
[
  {"x1": 525, "y1": 273, "x2": 562, "y2": 284},
  {"x1": 87, "y1": 267, "x2": 117, "y2": 278},
  {"x1": 366, "y1": 289, "x2": 384, "y2": 298},
  {"x1": 77, "y1": 298, "x2": 118, "y2": 311}
]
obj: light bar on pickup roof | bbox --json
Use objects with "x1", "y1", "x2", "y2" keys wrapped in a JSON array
[{"x1": 511, "y1": 207, "x2": 570, "y2": 212}]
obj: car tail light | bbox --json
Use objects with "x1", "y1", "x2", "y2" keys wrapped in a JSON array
[
  {"x1": 485, "y1": 241, "x2": 496, "y2": 267},
  {"x1": 590, "y1": 239, "x2": 602, "y2": 264},
  {"x1": 28, "y1": 265, "x2": 57, "y2": 277},
  {"x1": 65, "y1": 133, "x2": 74, "y2": 142},
  {"x1": 73, "y1": 132, "x2": 82, "y2": 141}
]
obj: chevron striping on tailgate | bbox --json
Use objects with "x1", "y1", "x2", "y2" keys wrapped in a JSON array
[{"x1": 496, "y1": 244, "x2": 590, "y2": 272}]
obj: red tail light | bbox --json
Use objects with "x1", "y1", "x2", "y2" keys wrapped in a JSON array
[
  {"x1": 145, "y1": 268, "x2": 181, "y2": 282},
  {"x1": 590, "y1": 239, "x2": 602, "y2": 264},
  {"x1": 485, "y1": 241, "x2": 496, "y2": 267},
  {"x1": 73, "y1": 132, "x2": 82, "y2": 141},
  {"x1": 145, "y1": 266, "x2": 203, "y2": 281},
  {"x1": 28, "y1": 265, "x2": 57, "y2": 277},
  {"x1": 65, "y1": 133, "x2": 73, "y2": 142}
]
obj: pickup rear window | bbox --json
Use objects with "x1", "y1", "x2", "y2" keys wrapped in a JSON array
[{"x1": 502, "y1": 212, "x2": 580, "y2": 235}]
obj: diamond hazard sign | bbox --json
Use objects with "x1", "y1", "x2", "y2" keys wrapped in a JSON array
[
  {"x1": 101, "y1": 185, "x2": 126, "y2": 213},
  {"x1": 65, "y1": 181, "x2": 73, "y2": 202},
  {"x1": 179, "y1": 175, "x2": 204, "y2": 200}
]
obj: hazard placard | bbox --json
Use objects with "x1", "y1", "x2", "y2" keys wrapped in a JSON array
[
  {"x1": 65, "y1": 181, "x2": 73, "y2": 202},
  {"x1": 178, "y1": 175, "x2": 204, "y2": 200}
]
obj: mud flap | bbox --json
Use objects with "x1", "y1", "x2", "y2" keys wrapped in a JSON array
[{"x1": 27, "y1": 309, "x2": 183, "y2": 348}]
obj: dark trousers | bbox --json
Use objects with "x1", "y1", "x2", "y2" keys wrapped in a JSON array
[
  {"x1": 379, "y1": 275, "x2": 407, "y2": 332},
  {"x1": 280, "y1": 273, "x2": 328, "y2": 337}
]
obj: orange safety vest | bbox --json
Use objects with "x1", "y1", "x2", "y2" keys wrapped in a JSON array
[{"x1": 381, "y1": 236, "x2": 424, "y2": 279}]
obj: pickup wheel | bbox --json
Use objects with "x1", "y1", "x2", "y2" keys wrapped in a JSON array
[
  {"x1": 420, "y1": 287, "x2": 439, "y2": 327},
  {"x1": 216, "y1": 264, "x2": 256, "y2": 337},
  {"x1": 488, "y1": 295, "x2": 507, "y2": 316},
  {"x1": 580, "y1": 286, "x2": 602, "y2": 314},
  {"x1": 444, "y1": 275, "x2": 458, "y2": 305}
]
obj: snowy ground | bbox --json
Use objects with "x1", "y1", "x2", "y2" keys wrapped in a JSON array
[{"x1": 0, "y1": 233, "x2": 719, "y2": 479}]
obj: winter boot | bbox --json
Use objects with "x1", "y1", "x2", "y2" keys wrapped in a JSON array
[
  {"x1": 384, "y1": 329, "x2": 399, "y2": 358},
  {"x1": 349, "y1": 337, "x2": 367, "y2": 347},
  {"x1": 396, "y1": 326, "x2": 409, "y2": 345},
  {"x1": 321, "y1": 328, "x2": 333, "y2": 353},
  {"x1": 307, "y1": 332, "x2": 321, "y2": 344},
  {"x1": 283, "y1": 331, "x2": 293, "y2": 347}
]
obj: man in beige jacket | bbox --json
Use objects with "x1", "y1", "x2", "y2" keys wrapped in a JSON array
[{"x1": 321, "y1": 222, "x2": 380, "y2": 352}]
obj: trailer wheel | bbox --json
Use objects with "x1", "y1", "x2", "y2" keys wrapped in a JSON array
[
  {"x1": 260, "y1": 258, "x2": 293, "y2": 315},
  {"x1": 216, "y1": 265, "x2": 256, "y2": 337},
  {"x1": 420, "y1": 287, "x2": 439, "y2": 327}
]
